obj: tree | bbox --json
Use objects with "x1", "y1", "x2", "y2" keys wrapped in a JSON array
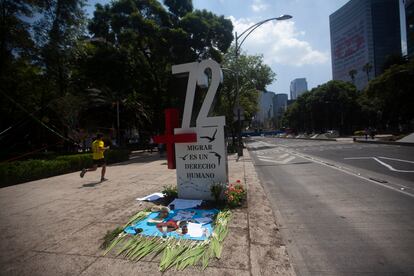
[
  {"x1": 0, "y1": 0, "x2": 36, "y2": 77},
  {"x1": 0, "y1": 1, "x2": 55, "y2": 159},
  {"x1": 34, "y1": 0, "x2": 87, "y2": 96},
  {"x1": 0, "y1": 0, "x2": 235, "y2": 158},
  {"x1": 348, "y1": 69, "x2": 357, "y2": 84},
  {"x1": 86, "y1": 0, "x2": 233, "y2": 135},
  {"x1": 283, "y1": 80, "x2": 360, "y2": 134},
  {"x1": 364, "y1": 60, "x2": 414, "y2": 132},
  {"x1": 382, "y1": 54, "x2": 408, "y2": 72},
  {"x1": 362, "y1": 62, "x2": 373, "y2": 82},
  {"x1": 164, "y1": 0, "x2": 193, "y2": 18},
  {"x1": 216, "y1": 47, "x2": 275, "y2": 144},
  {"x1": 177, "y1": 10, "x2": 233, "y2": 62}
]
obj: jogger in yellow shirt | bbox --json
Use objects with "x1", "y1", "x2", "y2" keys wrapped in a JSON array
[{"x1": 80, "y1": 133, "x2": 109, "y2": 182}]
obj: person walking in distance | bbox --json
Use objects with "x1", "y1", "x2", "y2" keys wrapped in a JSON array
[{"x1": 80, "y1": 133, "x2": 109, "y2": 182}]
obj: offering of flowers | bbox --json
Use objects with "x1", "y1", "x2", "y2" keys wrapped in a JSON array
[{"x1": 224, "y1": 180, "x2": 246, "y2": 207}]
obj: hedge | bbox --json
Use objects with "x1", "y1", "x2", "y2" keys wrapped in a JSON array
[{"x1": 0, "y1": 149, "x2": 130, "y2": 187}]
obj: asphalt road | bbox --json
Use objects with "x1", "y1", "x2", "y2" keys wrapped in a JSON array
[
  {"x1": 246, "y1": 137, "x2": 414, "y2": 276},
  {"x1": 271, "y1": 138, "x2": 414, "y2": 185}
]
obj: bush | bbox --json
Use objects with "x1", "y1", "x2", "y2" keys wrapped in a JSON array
[
  {"x1": 0, "y1": 149, "x2": 130, "y2": 187},
  {"x1": 227, "y1": 143, "x2": 237, "y2": 154},
  {"x1": 56, "y1": 153, "x2": 94, "y2": 170},
  {"x1": 210, "y1": 182, "x2": 226, "y2": 202},
  {"x1": 105, "y1": 149, "x2": 130, "y2": 163},
  {"x1": 0, "y1": 159, "x2": 70, "y2": 186},
  {"x1": 162, "y1": 185, "x2": 178, "y2": 199},
  {"x1": 354, "y1": 130, "x2": 366, "y2": 136}
]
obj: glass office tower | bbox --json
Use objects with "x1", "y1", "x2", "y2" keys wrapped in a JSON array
[
  {"x1": 330, "y1": 0, "x2": 402, "y2": 90},
  {"x1": 406, "y1": 0, "x2": 414, "y2": 58},
  {"x1": 290, "y1": 78, "x2": 308, "y2": 100}
]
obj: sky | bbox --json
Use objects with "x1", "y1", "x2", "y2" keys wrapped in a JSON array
[
  {"x1": 191, "y1": 0, "x2": 352, "y2": 97},
  {"x1": 86, "y1": 0, "x2": 405, "y2": 99}
]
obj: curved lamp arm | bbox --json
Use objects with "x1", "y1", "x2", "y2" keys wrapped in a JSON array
[{"x1": 235, "y1": 15, "x2": 292, "y2": 54}]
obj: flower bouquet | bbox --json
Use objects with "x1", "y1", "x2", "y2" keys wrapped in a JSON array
[{"x1": 224, "y1": 180, "x2": 246, "y2": 208}]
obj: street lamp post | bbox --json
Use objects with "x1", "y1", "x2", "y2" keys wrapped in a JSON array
[{"x1": 234, "y1": 14, "x2": 292, "y2": 157}]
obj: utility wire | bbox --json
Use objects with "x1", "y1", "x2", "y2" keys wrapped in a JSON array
[
  {"x1": 0, "y1": 126, "x2": 12, "y2": 137},
  {"x1": 0, "y1": 90, "x2": 77, "y2": 144},
  {"x1": 1, "y1": 141, "x2": 63, "y2": 164}
]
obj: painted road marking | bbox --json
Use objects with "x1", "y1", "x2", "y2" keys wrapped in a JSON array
[
  {"x1": 249, "y1": 139, "x2": 414, "y2": 198},
  {"x1": 344, "y1": 157, "x2": 414, "y2": 173},
  {"x1": 257, "y1": 156, "x2": 296, "y2": 164},
  {"x1": 247, "y1": 140, "x2": 414, "y2": 198},
  {"x1": 378, "y1": 156, "x2": 414, "y2": 164},
  {"x1": 291, "y1": 154, "x2": 414, "y2": 198}
]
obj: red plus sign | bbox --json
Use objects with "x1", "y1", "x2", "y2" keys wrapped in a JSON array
[{"x1": 153, "y1": 108, "x2": 197, "y2": 169}]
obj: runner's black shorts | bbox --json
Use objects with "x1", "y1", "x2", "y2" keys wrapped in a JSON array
[{"x1": 93, "y1": 158, "x2": 106, "y2": 166}]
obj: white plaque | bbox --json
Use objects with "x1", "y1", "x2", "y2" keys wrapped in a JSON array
[{"x1": 175, "y1": 126, "x2": 227, "y2": 200}]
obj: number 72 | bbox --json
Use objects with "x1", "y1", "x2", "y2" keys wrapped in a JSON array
[{"x1": 172, "y1": 60, "x2": 225, "y2": 128}]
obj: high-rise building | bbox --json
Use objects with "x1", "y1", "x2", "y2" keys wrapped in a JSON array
[
  {"x1": 330, "y1": 0, "x2": 402, "y2": 90},
  {"x1": 406, "y1": 0, "x2": 414, "y2": 58},
  {"x1": 254, "y1": 90, "x2": 275, "y2": 128},
  {"x1": 290, "y1": 78, "x2": 308, "y2": 100},
  {"x1": 272, "y1": 94, "x2": 288, "y2": 119}
]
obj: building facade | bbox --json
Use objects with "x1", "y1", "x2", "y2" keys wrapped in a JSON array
[
  {"x1": 330, "y1": 0, "x2": 402, "y2": 90},
  {"x1": 290, "y1": 78, "x2": 308, "y2": 100},
  {"x1": 272, "y1": 94, "x2": 288, "y2": 119},
  {"x1": 253, "y1": 90, "x2": 275, "y2": 129},
  {"x1": 406, "y1": 0, "x2": 414, "y2": 58}
]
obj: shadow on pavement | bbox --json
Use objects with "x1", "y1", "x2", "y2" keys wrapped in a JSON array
[
  {"x1": 111, "y1": 154, "x2": 166, "y2": 166},
  {"x1": 80, "y1": 181, "x2": 102, "y2": 188}
]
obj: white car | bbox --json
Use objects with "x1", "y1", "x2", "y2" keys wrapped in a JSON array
[{"x1": 325, "y1": 130, "x2": 339, "y2": 138}]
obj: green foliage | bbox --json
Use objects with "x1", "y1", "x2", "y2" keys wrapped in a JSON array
[
  {"x1": 363, "y1": 59, "x2": 414, "y2": 132},
  {"x1": 217, "y1": 46, "x2": 275, "y2": 145},
  {"x1": 0, "y1": 150, "x2": 129, "y2": 187},
  {"x1": 55, "y1": 153, "x2": 94, "y2": 169},
  {"x1": 0, "y1": 159, "x2": 70, "y2": 187},
  {"x1": 164, "y1": 0, "x2": 193, "y2": 17},
  {"x1": 104, "y1": 149, "x2": 131, "y2": 164},
  {"x1": 83, "y1": 0, "x2": 234, "y2": 134},
  {"x1": 1, "y1": 0, "x2": 234, "y2": 159},
  {"x1": 101, "y1": 227, "x2": 124, "y2": 249},
  {"x1": 210, "y1": 182, "x2": 226, "y2": 202},
  {"x1": 224, "y1": 182, "x2": 246, "y2": 208},
  {"x1": 382, "y1": 54, "x2": 408, "y2": 72},
  {"x1": 226, "y1": 143, "x2": 237, "y2": 154},
  {"x1": 362, "y1": 62, "x2": 373, "y2": 81},
  {"x1": 354, "y1": 130, "x2": 366, "y2": 136},
  {"x1": 162, "y1": 185, "x2": 178, "y2": 199},
  {"x1": 348, "y1": 69, "x2": 357, "y2": 83},
  {"x1": 124, "y1": 210, "x2": 151, "y2": 228},
  {"x1": 0, "y1": 0, "x2": 37, "y2": 71},
  {"x1": 283, "y1": 80, "x2": 360, "y2": 135}
]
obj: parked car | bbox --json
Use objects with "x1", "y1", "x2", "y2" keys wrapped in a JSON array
[{"x1": 325, "y1": 130, "x2": 339, "y2": 138}]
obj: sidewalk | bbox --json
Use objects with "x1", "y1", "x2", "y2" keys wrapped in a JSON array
[{"x1": 0, "y1": 150, "x2": 295, "y2": 276}]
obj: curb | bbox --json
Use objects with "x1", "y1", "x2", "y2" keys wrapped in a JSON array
[
  {"x1": 354, "y1": 139, "x2": 414, "y2": 147},
  {"x1": 272, "y1": 137, "x2": 337, "y2": 142}
]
